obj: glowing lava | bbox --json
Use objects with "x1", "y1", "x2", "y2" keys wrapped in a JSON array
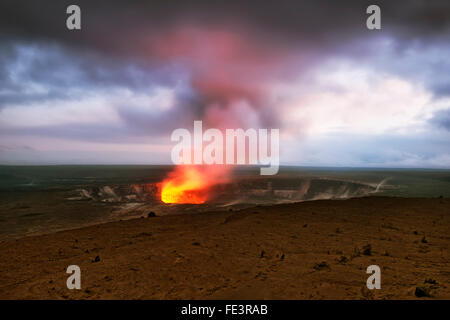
[{"x1": 160, "y1": 166, "x2": 211, "y2": 204}]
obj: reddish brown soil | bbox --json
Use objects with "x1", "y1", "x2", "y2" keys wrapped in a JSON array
[{"x1": 0, "y1": 197, "x2": 449, "y2": 299}]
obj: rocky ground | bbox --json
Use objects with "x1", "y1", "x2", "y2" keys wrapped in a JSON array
[{"x1": 0, "y1": 197, "x2": 448, "y2": 299}]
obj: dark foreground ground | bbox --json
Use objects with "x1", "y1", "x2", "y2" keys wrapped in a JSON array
[{"x1": 0, "y1": 197, "x2": 449, "y2": 299}]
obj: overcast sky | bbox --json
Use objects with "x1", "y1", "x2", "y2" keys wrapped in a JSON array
[{"x1": 0, "y1": 0, "x2": 449, "y2": 167}]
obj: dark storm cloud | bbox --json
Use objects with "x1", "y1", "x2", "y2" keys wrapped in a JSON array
[
  {"x1": 1, "y1": 0, "x2": 449, "y2": 58},
  {"x1": 1, "y1": 1, "x2": 448, "y2": 81},
  {"x1": 2, "y1": 0, "x2": 449, "y2": 89}
]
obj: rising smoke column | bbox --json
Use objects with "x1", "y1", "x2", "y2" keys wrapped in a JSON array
[{"x1": 155, "y1": 25, "x2": 287, "y2": 203}]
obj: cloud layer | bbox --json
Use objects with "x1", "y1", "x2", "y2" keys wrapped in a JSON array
[{"x1": 0, "y1": 0, "x2": 449, "y2": 167}]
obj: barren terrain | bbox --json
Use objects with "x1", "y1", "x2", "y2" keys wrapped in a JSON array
[{"x1": 0, "y1": 197, "x2": 449, "y2": 299}]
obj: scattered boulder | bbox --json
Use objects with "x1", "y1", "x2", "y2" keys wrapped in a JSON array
[
  {"x1": 421, "y1": 236, "x2": 428, "y2": 243},
  {"x1": 423, "y1": 279, "x2": 439, "y2": 290},
  {"x1": 313, "y1": 261, "x2": 330, "y2": 271},
  {"x1": 276, "y1": 252, "x2": 285, "y2": 260},
  {"x1": 92, "y1": 255, "x2": 100, "y2": 263},
  {"x1": 362, "y1": 244, "x2": 372, "y2": 256},
  {"x1": 424, "y1": 278, "x2": 437, "y2": 285},
  {"x1": 137, "y1": 232, "x2": 152, "y2": 237},
  {"x1": 260, "y1": 250, "x2": 265, "y2": 258},
  {"x1": 147, "y1": 211, "x2": 157, "y2": 218},
  {"x1": 415, "y1": 286, "x2": 431, "y2": 298}
]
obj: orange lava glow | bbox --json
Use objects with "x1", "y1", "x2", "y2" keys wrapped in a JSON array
[{"x1": 160, "y1": 166, "x2": 211, "y2": 204}]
